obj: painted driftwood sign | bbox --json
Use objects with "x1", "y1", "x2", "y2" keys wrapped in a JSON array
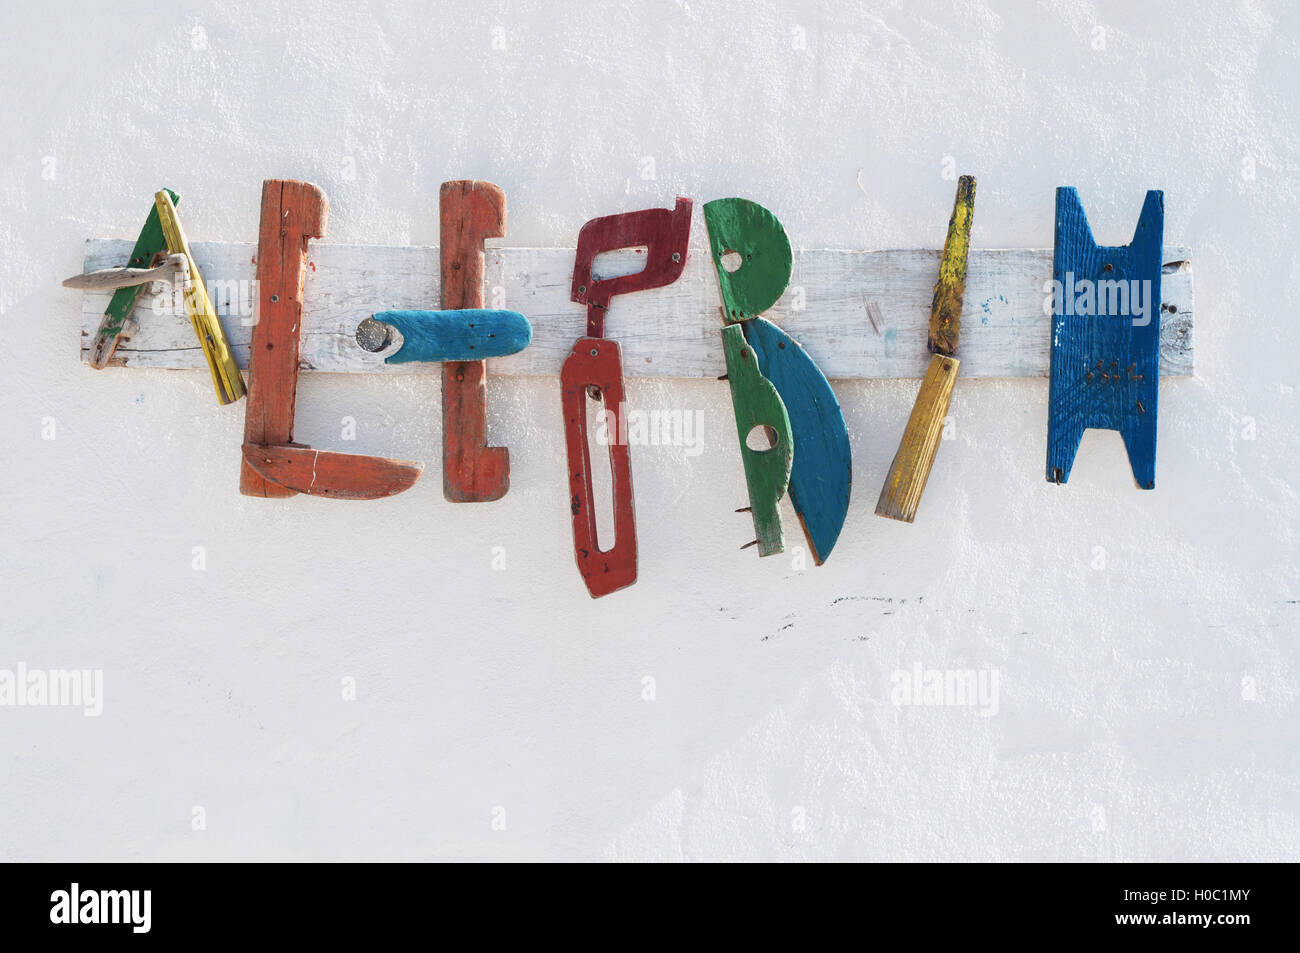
[{"x1": 64, "y1": 178, "x2": 1196, "y2": 598}]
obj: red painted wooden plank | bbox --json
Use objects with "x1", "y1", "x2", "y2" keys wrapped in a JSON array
[
  {"x1": 571, "y1": 197, "x2": 692, "y2": 337},
  {"x1": 440, "y1": 180, "x2": 509, "y2": 502},
  {"x1": 561, "y1": 339, "x2": 637, "y2": 598},
  {"x1": 562, "y1": 197, "x2": 692, "y2": 596},
  {"x1": 241, "y1": 445, "x2": 423, "y2": 500},
  {"x1": 240, "y1": 180, "x2": 328, "y2": 497},
  {"x1": 240, "y1": 178, "x2": 424, "y2": 501}
]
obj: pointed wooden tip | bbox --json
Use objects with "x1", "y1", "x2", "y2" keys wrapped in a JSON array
[{"x1": 241, "y1": 444, "x2": 423, "y2": 500}]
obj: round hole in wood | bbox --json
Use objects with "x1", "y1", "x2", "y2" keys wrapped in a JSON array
[{"x1": 745, "y1": 425, "x2": 778, "y2": 452}]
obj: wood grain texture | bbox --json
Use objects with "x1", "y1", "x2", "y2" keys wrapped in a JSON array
[
  {"x1": 78, "y1": 241, "x2": 1196, "y2": 379},
  {"x1": 561, "y1": 338, "x2": 637, "y2": 598},
  {"x1": 877, "y1": 176, "x2": 976, "y2": 522},
  {"x1": 241, "y1": 444, "x2": 423, "y2": 500},
  {"x1": 153, "y1": 191, "x2": 246, "y2": 404},
  {"x1": 440, "y1": 180, "x2": 509, "y2": 503},
  {"x1": 744, "y1": 317, "x2": 850, "y2": 564},
  {"x1": 240, "y1": 180, "x2": 329, "y2": 498},
  {"x1": 875, "y1": 354, "x2": 959, "y2": 522},
  {"x1": 722, "y1": 323, "x2": 792, "y2": 556},
  {"x1": 1047, "y1": 187, "x2": 1163, "y2": 489},
  {"x1": 84, "y1": 190, "x2": 178, "y2": 369}
]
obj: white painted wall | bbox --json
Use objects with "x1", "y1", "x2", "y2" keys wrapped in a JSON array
[{"x1": 2, "y1": 0, "x2": 1295, "y2": 861}]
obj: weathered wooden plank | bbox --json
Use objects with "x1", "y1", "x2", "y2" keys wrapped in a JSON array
[{"x1": 79, "y1": 240, "x2": 1195, "y2": 379}]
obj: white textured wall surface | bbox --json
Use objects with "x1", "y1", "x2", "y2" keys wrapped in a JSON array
[{"x1": 2, "y1": 0, "x2": 1296, "y2": 862}]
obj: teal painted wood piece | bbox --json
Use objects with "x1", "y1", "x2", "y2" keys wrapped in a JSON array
[
  {"x1": 744, "y1": 317, "x2": 851, "y2": 564},
  {"x1": 1047, "y1": 187, "x2": 1163, "y2": 489},
  {"x1": 372, "y1": 309, "x2": 532, "y2": 363}
]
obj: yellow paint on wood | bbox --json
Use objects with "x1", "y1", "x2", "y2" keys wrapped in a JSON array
[
  {"x1": 875, "y1": 353, "x2": 959, "y2": 522},
  {"x1": 153, "y1": 191, "x2": 245, "y2": 404},
  {"x1": 928, "y1": 175, "x2": 975, "y2": 357}
]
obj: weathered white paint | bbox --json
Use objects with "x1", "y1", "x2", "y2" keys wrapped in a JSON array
[
  {"x1": 2, "y1": 1, "x2": 1294, "y2": 863},
  {"x1": 79, "y1": 239, "x2": 1195, "y2": 378}
]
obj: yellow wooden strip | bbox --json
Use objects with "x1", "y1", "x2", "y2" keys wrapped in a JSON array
[
  {"x1": 875, "y1": 354, "x2": 958, "y2": 522},
  {"x1": 153, "y1": 191, "x2": 245, "y2": 404}
]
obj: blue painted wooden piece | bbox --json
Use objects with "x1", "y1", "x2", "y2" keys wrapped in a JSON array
[
  {"x1": 744, "y1": 317, "x2": 851, "y2": 564},
  {"x1": 1048, "y1": 188, "x2": 1163, "y2": 489},
  {"x1": 373, "y1": 309, "x2": 532, "y2": 364}
]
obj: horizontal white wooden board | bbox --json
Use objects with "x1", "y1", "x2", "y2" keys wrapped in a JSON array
[{"x1": 79, "y1": 240, "x2": 1194, "y2": 379}]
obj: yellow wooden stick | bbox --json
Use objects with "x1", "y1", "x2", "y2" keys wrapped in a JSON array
[
  {"x1": 875, "y1": 353, "x2": 958, "y2": 521},
  {"x1": 876, "y1": 176, "x2": 975, "y2": 522},
  {"x1": 153, "y1": 191, "x2": 245, "y2": 404}
]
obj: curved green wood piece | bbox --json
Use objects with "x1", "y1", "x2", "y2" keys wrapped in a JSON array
[
  {"x1": 722, "y1": 323, "x2": 792, "y2": 556},
  {"x1": 703, "y1": 198, "x2": 793, "y2": 323}
]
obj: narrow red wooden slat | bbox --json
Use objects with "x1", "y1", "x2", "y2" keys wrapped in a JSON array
[
  {"x1": 440, "y1": 180, "x2": 509, "y2": 502},
  {"x1": 240, "y1": 180, "x2": 328, "y2": 497},
  {"x1": 561, "y1": 339, "x2": 637, "y2": 598},
  {"x1": 241, "y1": 179, "x2": 423, "y2": 501}
]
